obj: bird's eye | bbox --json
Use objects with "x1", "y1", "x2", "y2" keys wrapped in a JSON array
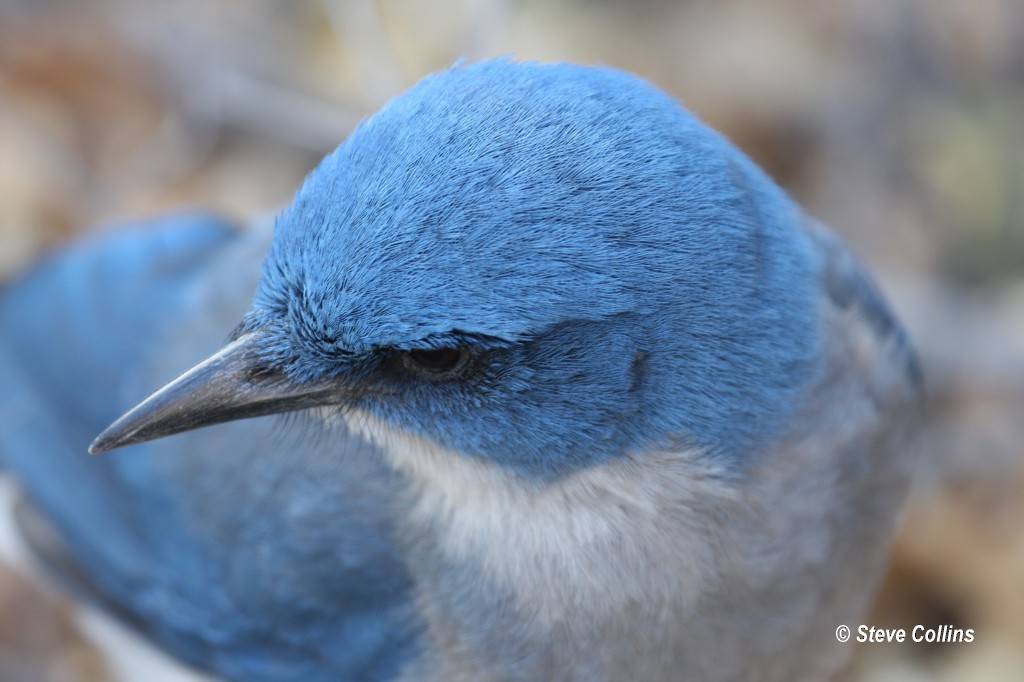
[{"x1": 403, "y1": 347, "x2": 467, "y2": 376}]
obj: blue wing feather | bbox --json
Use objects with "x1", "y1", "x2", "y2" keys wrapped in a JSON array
[
  {"x1": 810, "y1": 223, "x2": 923, "y2": 389},
  {"x1": 0, "y1": 213, "x2": 419, "y2": 680}
]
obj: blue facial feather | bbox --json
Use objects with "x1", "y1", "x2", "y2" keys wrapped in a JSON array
[{"x1": 247, "y1": 59, "x2": 820, "y2": 473}]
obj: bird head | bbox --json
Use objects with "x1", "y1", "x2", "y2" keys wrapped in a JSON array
[{"x1": 91, "y1": 59, "x2": 821, "y2": 478}]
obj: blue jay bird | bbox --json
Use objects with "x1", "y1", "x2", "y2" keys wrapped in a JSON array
[{"x1": 0, "y1": 59, "x2": 921, "y2": 681}]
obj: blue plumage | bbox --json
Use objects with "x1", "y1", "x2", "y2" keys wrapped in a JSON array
[
  {"x1": 1, "y1": 215, "x2": 419, "y2": 680},
  {"x1": 0, "y1": 59, "x2": 920, "y2": 681}
]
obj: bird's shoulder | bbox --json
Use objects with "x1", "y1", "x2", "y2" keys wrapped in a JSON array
[
  {"x1": 1, "y1": 212, "x2": 244, "y2": 429},
  {"x1": 1, "y1": 214, "x2": 421, "y2": 681}
]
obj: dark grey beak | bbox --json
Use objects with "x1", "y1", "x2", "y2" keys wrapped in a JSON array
[{"x1": 89, "y1": 331, "x2": 336, "y2": 454}]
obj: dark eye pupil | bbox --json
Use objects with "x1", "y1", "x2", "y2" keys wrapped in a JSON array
[{"x1": 408, "y1": 347, "x2": 462, "y2": 372}]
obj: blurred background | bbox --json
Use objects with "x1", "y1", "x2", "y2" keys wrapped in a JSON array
[{"x1": 0, "y1": 0, "x2": 1021, "y2": 680}]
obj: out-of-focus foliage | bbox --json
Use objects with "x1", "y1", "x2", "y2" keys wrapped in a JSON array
[{"x1": 0, "y1": 1, "x2": 1021, "y2": 680}]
